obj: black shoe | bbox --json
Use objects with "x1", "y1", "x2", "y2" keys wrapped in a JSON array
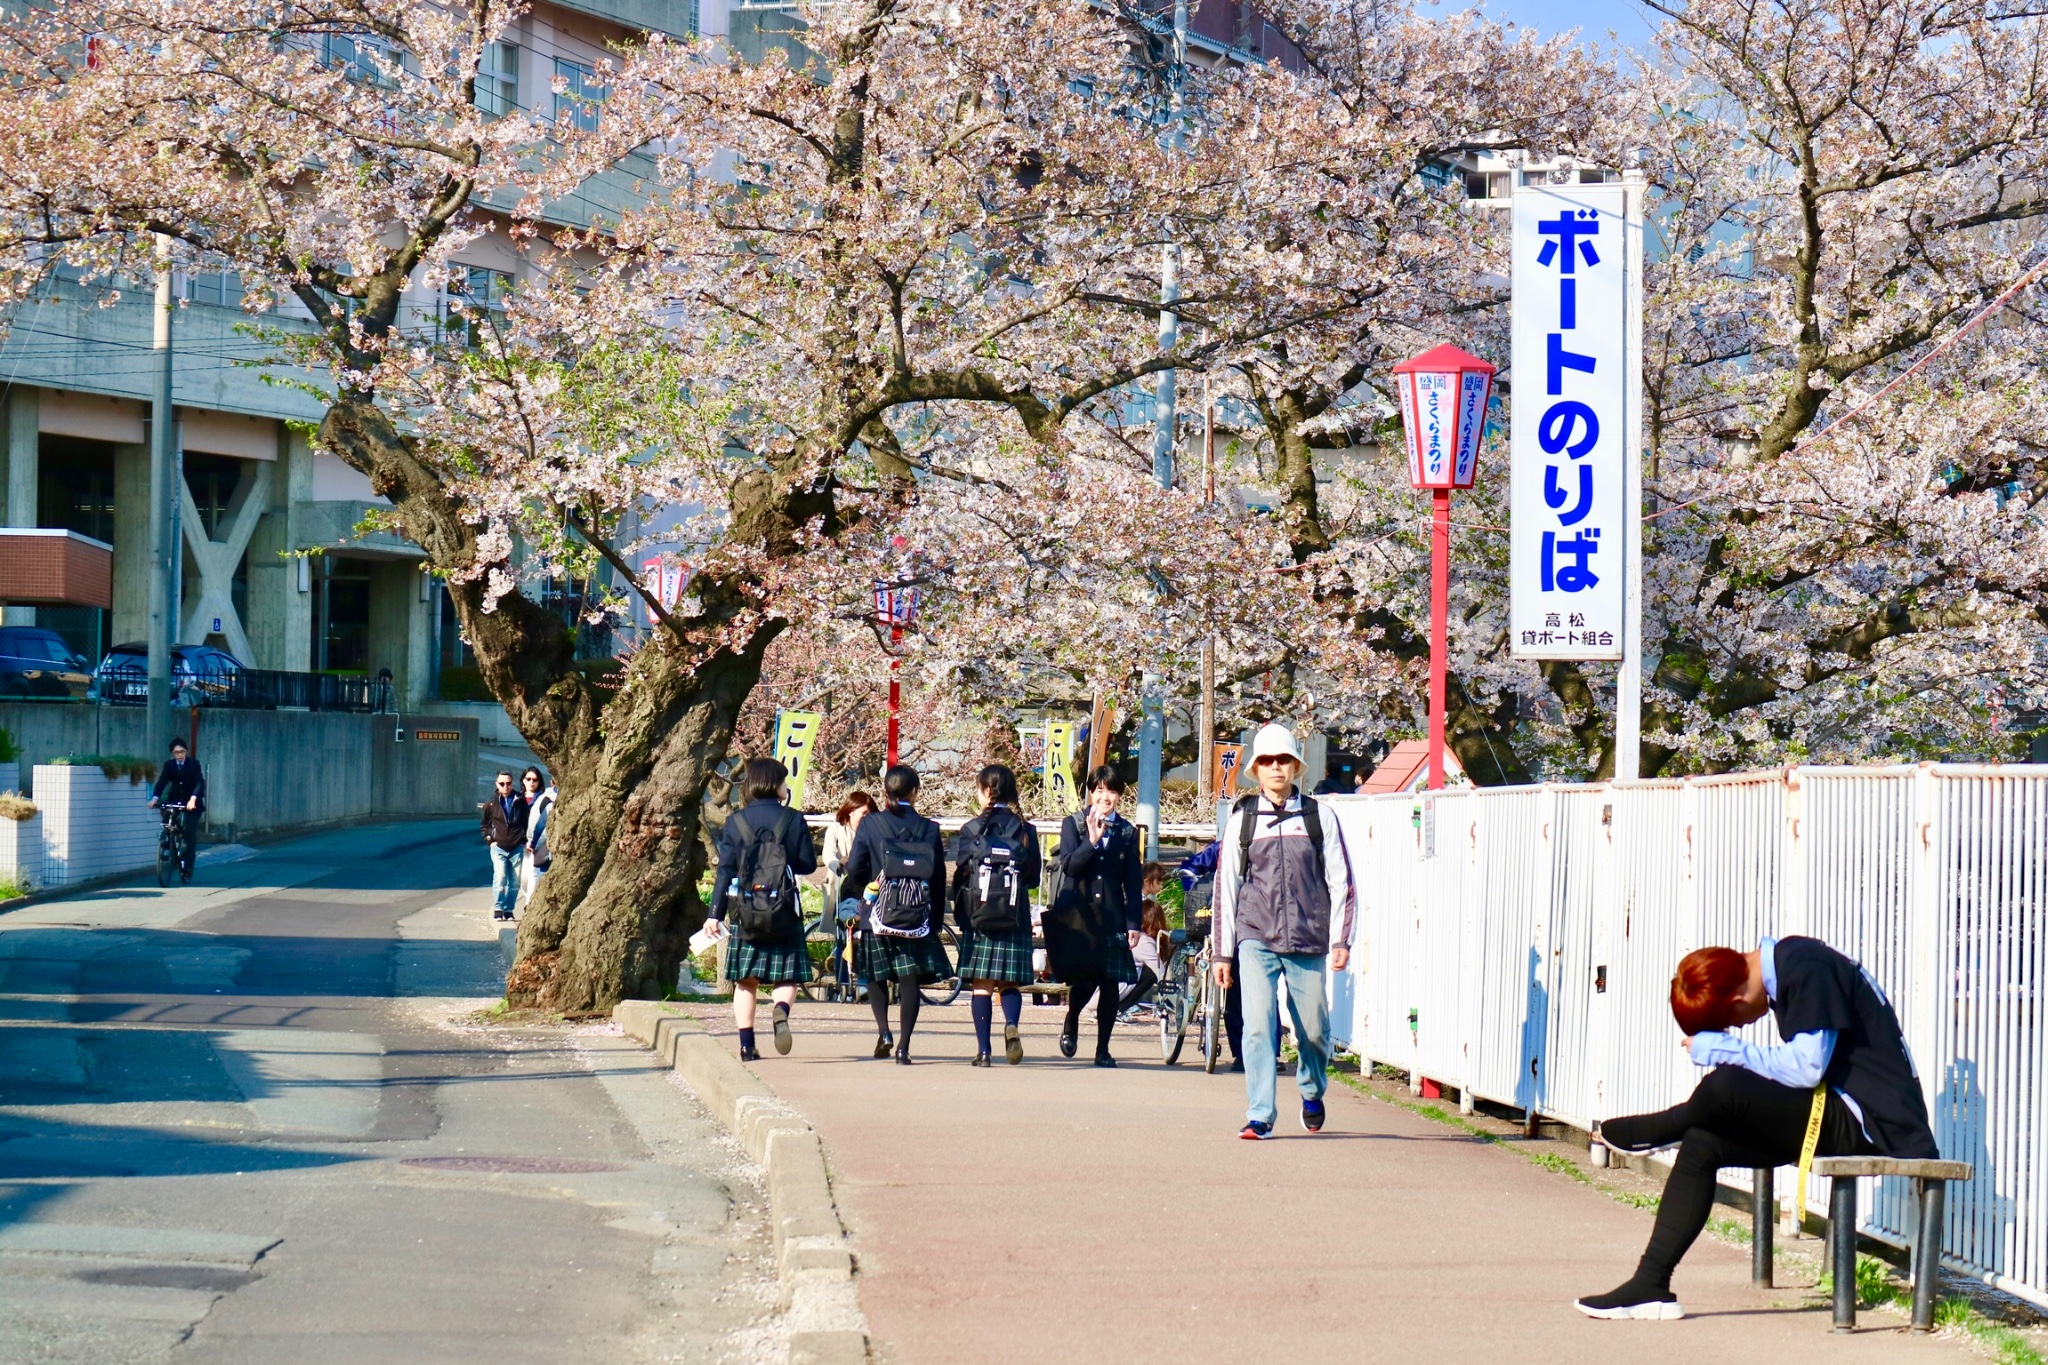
[
  {"x1": 895, "y1": 1049, "x2": 913, "y2": 1066},
  {"x1": 1302, "y1": 1098, "x2": 1326, "y2": 1132},
  {"x1": 739, "y1": 1044, "x2": 761, "y2": 1062},
  {"x1": 873, "y1": 1034, "x2": 893, "y2": 1059},
  {"x1": 1594, "y1": 1108, "x2": 1687, "y2": 1153},
  {"x1": 1003, "y1": 1024, "x2": 1023, "y2": 1066},
  {"x1": 1093, "y1": 1053, "x2": 1117, "y2": 1068},
  {"x1": 970, "y1": 1052, "x2": 992, "y2": 1068},
  {"x1": 1574, "y1": 1280, "x2": 1684, "y2": 1320},
  {"x1": 493, "y1": 911, "x2": 513, "y2": 921},
  {"x1": 1229, "y1": 1058, "x2": 1245, "y2": 1073},
  {"x1": 772, "y1": 1003, "x2": 793, "y2": 1056},
  {"x1": 1058, "y1": 1029, "x2": 1077, "y2": 1059}
]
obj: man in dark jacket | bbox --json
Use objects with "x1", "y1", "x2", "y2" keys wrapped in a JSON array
[
  {"x1": 480, "y1": 770, "x2": 528, "y2": 921},
  {"x1": 148, "y1": 739, "x2": 206, "y2": 881}
]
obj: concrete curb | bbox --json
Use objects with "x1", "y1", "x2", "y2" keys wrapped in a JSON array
[{"x1": 614, "y1": 1000, "x2": 868, "y2": 1365}]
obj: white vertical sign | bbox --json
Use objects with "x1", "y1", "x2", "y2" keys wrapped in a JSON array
[{"x1": 1510, "y1": 183, "x2": 1638, "y2": 663}]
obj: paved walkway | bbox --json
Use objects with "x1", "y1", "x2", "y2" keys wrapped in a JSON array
[{"x1": 697, "y1": 999, "x2": 1964, "y2": 1365}]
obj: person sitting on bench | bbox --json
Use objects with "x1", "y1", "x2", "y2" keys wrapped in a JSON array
[{"x1": 1576, "y1": 935, "x2": 1940, "y2": 1321}]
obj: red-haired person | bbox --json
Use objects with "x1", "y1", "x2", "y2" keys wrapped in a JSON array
[{"x1": 1576, "y1": 936, "x2": 1940, "y2": 1321}]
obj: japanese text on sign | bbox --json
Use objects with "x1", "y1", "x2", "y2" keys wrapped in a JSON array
[{"x1": 1511, "y1": 184, "x2": 1634, "y2": 661}]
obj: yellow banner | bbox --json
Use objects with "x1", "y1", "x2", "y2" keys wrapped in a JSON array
[
  {"x1": 1044, "y1": 720, "x2": 1080, "y2": 814},
  {"x1": 773, "y1": 710, "x2": 823, "y2": 808}
]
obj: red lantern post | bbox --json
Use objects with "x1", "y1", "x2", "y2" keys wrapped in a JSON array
[
  {"x1": 1392, "y1": 344, "x2": 1496, "y2": 791},
  {"x1": 874, "y1": 581, "x2": 921, "y2": 768}
]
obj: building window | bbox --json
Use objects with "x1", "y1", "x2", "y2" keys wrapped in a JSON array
[
  {"x1": 435, "y1": 266, "x2": 513, "y2": 347},
  {"x1": 190, "y1": 270, "x2": 242, "y2": 309},
  {"x1": 554, "y1": 57, "x2": 605, "y2": 131},
  {"x1": 1579, "y1": 168, "x2": 1614, "y2": 184},
  {"x1": 323, "y1": 32, "x2": 399, "y2": 88},
  {"x1": 475, "y1": 40, "x2": 518, "y2": 117},
  {"x1": 1463, "y1": 171, "x2": 1511, "y2": 202}
]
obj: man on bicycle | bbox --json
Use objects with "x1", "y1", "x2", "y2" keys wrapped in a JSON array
[{"x1": 148, "y1": 739, "x2": 205, "y2": 882}]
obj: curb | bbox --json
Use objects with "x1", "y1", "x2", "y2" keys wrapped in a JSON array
[{"x1": 614, "y1": 1001, "x2": 868, "y2": 1365}]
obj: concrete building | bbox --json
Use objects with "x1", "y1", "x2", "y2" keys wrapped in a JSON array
[{"x1": 0, "y1": 1, "x2": 702, "y2": 710}]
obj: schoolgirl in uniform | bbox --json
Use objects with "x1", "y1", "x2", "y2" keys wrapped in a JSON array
[
  {"x1": 841, "y1": 763, "x2": 952, "y2": 1064},
  {"x1": 1045, "y1": 765, "x2": 1144, "y2": 1066},
  {"x1": 952, "y1": 764, "x2": 1042, "y2": 1067},
  {"x1": 707, "y1": 757, "x2": 818, "y2": 1061}
]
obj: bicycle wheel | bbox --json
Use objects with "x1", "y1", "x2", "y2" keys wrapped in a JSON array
[
  {"x1": 1159, "y1": 956, "x2": 1190, "y2": 1064},
  {"x1": 919, "y1": 927, "x2": 963, "y2": 1005},
  {"x1": 155, "y1": 829, "x2": 178, "y2": 888},
  {"x1": 1200, "y1": 968, "x2": 1223, "y2": 1073}
]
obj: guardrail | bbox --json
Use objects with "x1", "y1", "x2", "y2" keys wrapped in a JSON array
[
  {"x1": 1322, "y1": 765, "x2": 2048, "y2": 1310},
  {"x1": 95, "y1": 664, "x2": 393, "y2": 713}
]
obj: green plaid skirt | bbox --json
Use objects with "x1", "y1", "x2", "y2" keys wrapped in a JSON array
[
  {"x1": 857, "y1": 929, "x2": 954, "y2": 984},
  {"x1": 1096, "y1": 935, "x2": 1141, "y2": 985},
  {"x1": 724, "y1": 936, "x2": 811, "y2": 986},
  {"x1": 956, "y1": 929, "x2": 1034, "y2": 985}
]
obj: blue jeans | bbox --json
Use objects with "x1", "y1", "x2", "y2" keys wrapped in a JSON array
[
  {"x1": 489, "y1": 843, "x2": 521, "y2": 916},
  {"x1": 1239, "y1": 940, "x2": 1329, "y2": 1126}
]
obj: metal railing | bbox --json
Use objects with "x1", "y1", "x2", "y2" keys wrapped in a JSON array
[
  {"x1": 1323, "y1": 765, "x2": 2048, "y2": 1310},
  {"x1": 95, "y1": 664, "x2": 394, "y2": 713}
]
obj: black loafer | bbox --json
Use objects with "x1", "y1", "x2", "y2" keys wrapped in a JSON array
[
  {"x1": 1004, "y1": 1025, "x2": 1024, "y2": 1066},
  {"x1": 970, "y1": 1053, "x2": 992, "y2": 1068},
  {"x1": 873, "y1": 1034, "x2": 893, "y2": 1059},
  {"x1": 895, "y1": 1050, "x2": 913, "y2": 1066},
  {"x1": 1059, "y1": 1030, "x2": 1077, "y2": 1058},
  {"x1": 772, "y1": 1004, "x2": 793, "y2": 1055},
  {"x1": 739, "y1": 1044, "x2": 760, "y2": 1062},
  {"x1": 1093, "y1": 1054, "x2": 1117, "y2": 1068}
]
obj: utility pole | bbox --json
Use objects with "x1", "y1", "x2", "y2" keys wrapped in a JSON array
[
  {"x1": 146, "y1": 233, "x2": 178, "y2": 758},
  {"x1": 1136, "y1": 0, "x2": 1189, "y2": 855},
  {"x1": 1197, "y1": 376, "x2": 1216, "y2": 809}
]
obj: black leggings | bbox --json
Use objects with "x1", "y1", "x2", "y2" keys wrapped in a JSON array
[
  {"x1": 1063, "y1": 976, "x2": 1119, "y2": 1056},
  {"x1": 1609, "y1": 1066, "x2": 1876, "y2": 1292},
  {"x1": 1116, "y1": 967, "x2": 1160, "y2": 1012},
  {"x1": 869, "y1": 979, "x2": 921, "y2": 1049}
]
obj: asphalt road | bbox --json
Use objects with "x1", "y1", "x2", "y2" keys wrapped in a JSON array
[{"x1": 0, "y1": 821, "x2": 780, "y2": 1364}]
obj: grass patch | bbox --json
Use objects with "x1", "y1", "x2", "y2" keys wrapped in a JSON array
[
  {"x1": 50, "y1": 754, "x2": 157, "y2": 784},
  {"x1": 1935, "y1": 1298, "x2": 2046, "y2": 1365},
  {"x1": 0, "y1": 793, "x2": 36, "y2": 820},
  {"x1": 0, "y1": 875, "x2": 26, "y2": 901},
  {"x1": 1529, "y1": 1150, "x2": 1594, "y2": 1185}
]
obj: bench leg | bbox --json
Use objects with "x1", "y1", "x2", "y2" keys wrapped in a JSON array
[
  {"x1": 1830, "y1": 1174, "x2": 1858, "y2": 1332},
  {"x1": 1911, "y1": 1179, "x2": 1945, "y2": 1332},
  {"x1": 1752, "y1": 1167, "x2": 1774, "y2": 1288}
]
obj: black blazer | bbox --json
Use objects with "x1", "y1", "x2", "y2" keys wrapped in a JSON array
[
  {"x1": 1055, "y1": 811, "x2": 1144, "y2": 934},
  {"x1": 951, "y1": 805, "x2": 1042, "y2": 935},
  {"x1": 842, "y1": 803, "x2": 947, "y2": 934},
  {"x1": 710, "y1": 799, "x2": 819, "y2": 921}
]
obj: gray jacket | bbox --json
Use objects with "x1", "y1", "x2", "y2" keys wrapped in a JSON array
[{"x1": 1213, "y1": 792, "x2": 1356, "y2": 957}]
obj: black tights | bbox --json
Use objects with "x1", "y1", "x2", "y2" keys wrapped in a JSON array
[
  {"x1": 1063, "y1": 976, "x2": 1118, "y2": 1057},
  {"x1": 868, "y1": 980, "x2": 922, "y2": 1050},
  {"x1": 1606, "y1": 1067, "x2": 1875, "y2": 1292},
  {"x1": 1116, "y1": 967, "x2": 1160, "y2": 1013}
]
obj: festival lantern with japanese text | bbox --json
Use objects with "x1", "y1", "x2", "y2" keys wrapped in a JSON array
[
  {"x1": 1392, "y1": 344, "x2": 1497, "y2": 791},
  {"x1": 874, "y1": 573, "x2": 921, "y2": 769}
]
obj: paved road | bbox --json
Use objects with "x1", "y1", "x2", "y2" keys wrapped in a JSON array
[
  {"x1": 699, "y1": 1001, "x2": 1966, "y2": 1365},
  {"x1": 0, "y1": 821, "x2": 778, "y2": 1364}
]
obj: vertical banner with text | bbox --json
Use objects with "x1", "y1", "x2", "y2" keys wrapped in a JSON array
[
  {"x1": 773, "y1": 710, "x2": 822, "y2": 809},
  {"x1": 1044, "y1": 721, "x2": 1080, "y2": 814},
  {"x1": 1510, "y1": 183, "x2": 1638, "y2": 661},
  {"x1": 1210, "y1": 742, "x2": 1243, "y2": 801}
]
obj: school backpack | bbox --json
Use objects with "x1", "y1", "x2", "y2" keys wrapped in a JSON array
[
  {"x1": 1232, "y1": 792, "x2": 1326, "y2": 896},
  {"x1": 730, "y1": 807, "x2": 800, "y2": 942},
  {"x1": 962, "y1": 816, "x2": 1026, "y2": 936},
  {"x1": 871, "y1": 817, "x2": 936, "y2": 938}
]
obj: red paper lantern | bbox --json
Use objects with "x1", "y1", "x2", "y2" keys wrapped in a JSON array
[{"x1": 1393, "y1": 344, "x2": 1497, "y2": 490}]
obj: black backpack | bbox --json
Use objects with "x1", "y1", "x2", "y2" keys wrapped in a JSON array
[
  {"x1": 730, "y1": 807, "x2": 800, "y2": 942},
  {"x1": 872, "y1": 816, "x2": 937, "y2": 938},
  {"x1": 962, "y1": 815, "x2": 1026, "y2": 936},
  {"x1": 1233, "y1": 792, "x2": 1325, "y2": 896}
]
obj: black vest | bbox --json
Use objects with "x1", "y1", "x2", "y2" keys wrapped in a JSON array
[{"x1": 1773, "y1": 936, "x2": 1938, "y2": 1159}]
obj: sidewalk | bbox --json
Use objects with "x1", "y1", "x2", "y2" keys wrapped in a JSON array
[{"x1": 697, "y1": 1000, "x2": 1962, "y2": 1365}]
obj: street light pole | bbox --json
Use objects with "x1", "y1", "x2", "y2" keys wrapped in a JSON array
[{"x1": 146, "y1": 232, "x2": 177, "y2": 758}]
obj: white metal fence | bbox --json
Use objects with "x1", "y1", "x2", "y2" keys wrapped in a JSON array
[{"x1": 1322, "y1": 765, "x2": 2048, "y2": 1309}]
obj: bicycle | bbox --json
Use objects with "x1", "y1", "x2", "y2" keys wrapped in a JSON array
[
  {"x1": 1157, "y1": 928, "x2": 1192, "y2": 1063},
  {"x1": 918, "y1": 925, "x2": 963, "y2": 1005},
  {"x1": 154, "y1": 804, "x2": 193, "y2": 887},
  {"x1": 1178, "y1": 916, "x2": 1226, "y2": 1072}
]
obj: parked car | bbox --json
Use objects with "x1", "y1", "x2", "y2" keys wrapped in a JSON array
[
  {"x1": 0, "y1": 626, "x2": 93, "y2": 700},
  {"x1": 89, "y1": 643, "x2": 245, "y2": 704}
]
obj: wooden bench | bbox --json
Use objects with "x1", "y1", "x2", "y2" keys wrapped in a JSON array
[{"x1": 1750, "y1": 1158, "x2": 1973, "y2": 1332}]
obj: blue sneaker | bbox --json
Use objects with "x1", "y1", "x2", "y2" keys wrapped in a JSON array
[
  {"x1": 1238, "y1": 1120, "x2": 1273, "y2": 1141},
  {"x1": 1302, "y1": 1099, "x2": 1326, "y2": 1132}
]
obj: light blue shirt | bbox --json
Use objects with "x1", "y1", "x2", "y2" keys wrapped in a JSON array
[{"x1": 1688, "y1": 938, "x2": 1870, "y2": 1138}]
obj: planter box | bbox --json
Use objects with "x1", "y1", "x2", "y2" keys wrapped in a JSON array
[
  {"x1": 0, "y1": 812, "x2": 43, "y2": 890},
  {"x1": 32, "y1": 765, "x2": 158, "y2": 887}
]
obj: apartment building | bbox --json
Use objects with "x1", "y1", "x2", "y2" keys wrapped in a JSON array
[{"x1": 0, "y1": 1, "x2": 699, "y2": 707}]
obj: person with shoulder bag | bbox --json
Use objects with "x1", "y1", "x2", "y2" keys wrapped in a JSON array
[
  {"x1": 1213, "y1": 724, "x2": 1357, "y2": 1139},
  {"x1": 706, "y1": 757, "x2": 818, "y2": 1062},
  {"x1": 952, "y1": 764, "x2": 1041, "y2": 1067},
  {"x1": 841, "y1": 763, "x2": 951, "y2": 1064},
  {"x1": 1044, "y1": 765, "x2": 1145, "y2": 1066}
]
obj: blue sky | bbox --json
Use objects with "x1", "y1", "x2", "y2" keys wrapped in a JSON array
[{"x1": 1446, "y1": 0, "x2": 1664, "y2": 48}]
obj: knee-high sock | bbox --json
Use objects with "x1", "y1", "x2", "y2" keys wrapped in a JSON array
[
  {"x1": 1095, "y1": 979, "x2": 1117, "y2": 1055},
  {"x1": 970, "y1": 993, "x2": 993, "y2": 1054},
  {"x1": 897, "y1": 986, "x2": 922, "y2": 1047},
  {"x1": 999, "y1": 989, "x2": 1022, "y2": 1027},
  {"x1": 869, "y1": 982, "x2": 892, "y2": 1038}
]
